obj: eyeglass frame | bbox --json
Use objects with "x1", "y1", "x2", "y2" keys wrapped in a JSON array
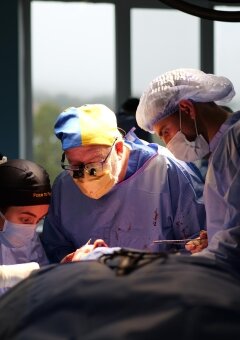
[{"x1": 61, "y1": 138, "x2": 118, "y2": 178}]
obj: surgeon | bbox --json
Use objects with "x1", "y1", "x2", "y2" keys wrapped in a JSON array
[
  {"x1": 41, "y1": 104, "x2": 206, "y2": 263},
  {"x1": 136, "y1": 68, "x2": 239, "y2": 255},
  {"x1": 0, "y1": 158, "x2": 51, "y2": 294}
]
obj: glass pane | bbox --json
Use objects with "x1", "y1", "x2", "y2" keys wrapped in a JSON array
[
  {"x1": 131, "y1": 8, "x2": 199, "y2": 144},
  {"x1": 31, "y1": 1, "x2": 115, "y2": 183},
  {"x1": 131, "y1": 9, "x2": 199, "y2": 97},
  {"x1": 214, "y1": 6, "x2": 240, "y2": 112}
]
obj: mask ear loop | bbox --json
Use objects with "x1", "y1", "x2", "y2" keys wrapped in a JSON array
[
  {"x1": 179, "y1": 108, "x2": 182, "y2": 131},
  {"x1": 188, "y1": 99, "x2": 199, "y2": 137},
  {"x1": 193, "y1": 118, "x2": 199, "y2": 137},
  {"x1": 179, "y1": 106, "x2": 199, "y2": 137}
]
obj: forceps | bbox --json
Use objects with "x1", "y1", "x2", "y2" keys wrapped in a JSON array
[{"x1": 153, "y1": 238, "x2": 194, "y2": 244}]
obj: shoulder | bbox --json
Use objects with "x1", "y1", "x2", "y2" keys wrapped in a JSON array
[
  {"x1": 51, "y1": 171, "x2": 75, "y2": 194},
  {"x1": 213, "y1": 119, "x2": 240, "y2": 162},
  {"x1": 53, "y1": 171, "x2": 70, "y2": 185}
]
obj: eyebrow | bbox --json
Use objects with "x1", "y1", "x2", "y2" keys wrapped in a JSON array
[
  {"x1": 20, "y1": 211, "x2": 48, "y2": 222},
  {"x1": 87, "y1": 152, "x2": 110, "y2": 163},
  {"x1": 70, "y1": 154, "x2": 107, "y2": 166},
  {"x1": 19, "y1": 212, "x2": 37, "y2": 218},
  {"x1": 68, "y1": 148, "x2": 110, "y2": 164}
]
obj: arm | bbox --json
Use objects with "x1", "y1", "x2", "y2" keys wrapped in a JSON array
[
  {"x1": 41, "y1": 174, "x2": 76, "y2": 263},
  {"x1": 167, "y1": 158, "x2": 206, "y2": 242},
  {"x1": 60, "y1": 239, "x2": 108, "y2": 263},
  {"x1": 0, "y1": 263, "x2": 39, "y2": 288},
  {"x1": 42, "y1": 214, "x2": 75, "y2": 263},
  {"x1": 186, "y1": 123, "x2": 240, "y2": 255},
  {"x1": 205, "y1": 125, "x2": 240, "y2": 242},
  {"x1": 204, "y1": 154, "x2": 240, "y2": 264},
  {"x1": 185, "y1": 230, "x2": 208, "y2": 254}
]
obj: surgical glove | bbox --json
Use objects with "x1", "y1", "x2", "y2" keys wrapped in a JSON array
[
  {"x1": 185, "y1": 230, "x2": 208, "y2": 254},
  {"x1": 0, "y1": 262, "x2": 39, "y2": 288},
  {"x1": 61, "y1": 239, "x2": 108, "y2": 263}
]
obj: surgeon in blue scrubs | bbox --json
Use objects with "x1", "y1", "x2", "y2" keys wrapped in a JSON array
[{"x1": 42, "y1": 104, "x2": 206, "y2": 263}]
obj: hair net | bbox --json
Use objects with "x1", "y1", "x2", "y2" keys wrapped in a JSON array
[
  {"x1": 0, "y1": 160, "x2": 51, "y2": 207},
  {"x1": 136, "y1": 68, "x2": 235, "y2": 132},
  {"x1": 55, "y1": 104, "x2": 121, "y2": 150}
]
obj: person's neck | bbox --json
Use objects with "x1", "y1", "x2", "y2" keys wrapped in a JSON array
[
  {"x1": 118, "y1": 145, "x2": 130, "y2": 182},
  {"x1": 208, "y1": 108, "x2": 231, "y2": 142},
  {"x1": 200, "y1": 104, "x2": 231, "y2": 142}
]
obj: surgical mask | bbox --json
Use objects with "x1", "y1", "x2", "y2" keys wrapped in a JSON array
[
  {"x1": 167, "y1": 113, "x2": 209, "y2": 162},
  {"x1": 0, "y1": 212, "x2": 36, "y2": 248},
  {"x1": 73, "y1": 151, "x2": 121, "y2": 199}
]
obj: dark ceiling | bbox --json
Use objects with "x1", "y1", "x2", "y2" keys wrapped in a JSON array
[{"x1": 159, "y1": 0, "x2": 240, "y2": 21}]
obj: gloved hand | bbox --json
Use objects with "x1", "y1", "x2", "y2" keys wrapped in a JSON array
[
  {"x1": 0, "y1": 262, "x2": 39, "y2": 288},
  {"x1": 0, "y1": 154, "x2": 7, "y2": 164},
  {"x1": 61, "y1": 239, "x2": 108, "y2": 263},
  {"x1": 185, "y1": 230, "x2": 208, "y2": 254}
]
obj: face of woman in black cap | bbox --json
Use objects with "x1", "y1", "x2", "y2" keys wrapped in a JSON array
[
  {"x1": 0, "y1": 159, "x2": 51, "y2": 235},
  {"x1": 0, "y1": 205, "x2": 49, "y2": 231}
]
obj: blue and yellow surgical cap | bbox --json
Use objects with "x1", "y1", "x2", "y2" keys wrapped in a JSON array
[
  {"x1": 136, "y1": 68, "x2": 235, "y2": 133},
  {"x1": 54, "y1": 104, "x2": 121, "y2": 150}
]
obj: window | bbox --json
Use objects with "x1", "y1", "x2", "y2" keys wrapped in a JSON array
[
  {"x1": 31, "y1": 1, "x2": 115, "y2": 182},
  {"x1": 131, "y1": 8, "x2": 200, "y2": 97},
  {"x1": 131, "y1": 8, "x2": 199, "y2": 144},
  {"x1": 214, "y1": 6, "x2": 240, "y2": 111}
]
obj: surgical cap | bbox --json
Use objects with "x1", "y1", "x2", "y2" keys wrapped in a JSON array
[
  {"x1": 55, "y1": 104, "x2": 122, "y2": 150},
  {"x1": 0, "y1": 159, "x2": 51, "y2": 206},
  {"x1": 136, "y1": 68, "x2": 235, "y2": 132}
]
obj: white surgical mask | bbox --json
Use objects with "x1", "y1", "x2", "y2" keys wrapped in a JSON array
[
  {"x1": 73, "y1": 151, "x2": 121, "y2": 199},
  {"x1": 167, "y1": 112, "x2": 209, "y2": 162},
  {"x1": 0, "y1": 212, "x2": 36, "y2": 248}
]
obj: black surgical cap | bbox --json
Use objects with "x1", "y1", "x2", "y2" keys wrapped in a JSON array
[{"x1": 0, "y1": 159, "x2": 51, "y2": 206}]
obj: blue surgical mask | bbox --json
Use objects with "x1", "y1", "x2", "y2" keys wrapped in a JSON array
[{"x1": 0, "y1": 212, "x2": 36, "y2": 248}]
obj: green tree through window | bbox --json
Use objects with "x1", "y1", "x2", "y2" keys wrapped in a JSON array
[{"x1": 33, "y1": 102, "x2": 63, "y2": 184}]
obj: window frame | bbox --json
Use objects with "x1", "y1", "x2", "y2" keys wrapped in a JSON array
[{"x1": 19, "y1": 0, "x2": 214, "y2": 159}]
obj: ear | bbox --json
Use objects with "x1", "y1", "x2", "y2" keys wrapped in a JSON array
[
  {"x1": 178, "y1": 99, "x2": 196, "y2": 120},
  {"x1": 0, "y1": 215, "x2": 5, "y2": 228},
  {"x1": 115, "y1": 140, "x2": 124, "y2": 156}
]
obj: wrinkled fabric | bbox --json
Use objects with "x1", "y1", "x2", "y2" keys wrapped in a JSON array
[
  {"x1": 0, "y1": 253, "x2": 239, "y2": 339},
  {"x1": 126, "y1": 131, "x2": 204, "y2": 202},
  {"x1": 205, "y1": 115, "x2": 240, "y2": 240},
  {"x1": 200, "y1": 225, "x2": 240, "y2": 277},
  {"x1": 202, "y1": 114, "x2": 240, "y2": 265},
  {"x1": 42, "y1": 134, "x2": 206, "y2": 263}
]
